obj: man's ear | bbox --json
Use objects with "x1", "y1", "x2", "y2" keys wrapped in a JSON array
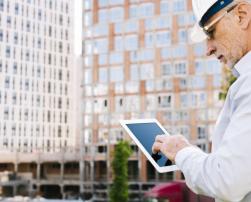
[{"x1": 234, "y1": 3, "x2": 251, "y2": 29}]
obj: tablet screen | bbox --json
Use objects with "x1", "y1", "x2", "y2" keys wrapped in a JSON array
[{"x1": 126, "y1": 122, "x2": 173, "y2": 167}]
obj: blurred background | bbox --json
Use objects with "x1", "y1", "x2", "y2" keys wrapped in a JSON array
[{"x1": 0, "y1": 0, "x2": 228, "y2": 201}]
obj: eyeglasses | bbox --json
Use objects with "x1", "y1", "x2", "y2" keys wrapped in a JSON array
[{"x1": 203, "y1": 3, "x2": 237, "y2": 39}]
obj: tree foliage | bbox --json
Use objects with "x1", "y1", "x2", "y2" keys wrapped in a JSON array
[
  {"x1": 109, "y1": 141, "x2": 132, "y2": 202},
  {"x1": 219, "y1": 66, "x2": 237, "y2": 100}
]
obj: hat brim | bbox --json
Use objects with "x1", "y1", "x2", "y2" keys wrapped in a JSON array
[{"x1": 190, "y1": 24, "x2": 207, "y2": 43}]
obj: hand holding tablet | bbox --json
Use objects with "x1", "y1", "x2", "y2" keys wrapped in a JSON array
[{"x1": 120, "y1": 119, "x2": 179, "y2": 173}]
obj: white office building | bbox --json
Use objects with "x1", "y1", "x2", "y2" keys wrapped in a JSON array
[{"x1": 0, "y1": 0, "x2": 77, "y2": 153}]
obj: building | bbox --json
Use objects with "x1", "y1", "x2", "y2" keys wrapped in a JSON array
[
  {"x1": 0, "y1": 0, "x2": 76, "y2": 153},
  {"x1": 82, "y1": 0, "x2": 224, "y2": 201}
]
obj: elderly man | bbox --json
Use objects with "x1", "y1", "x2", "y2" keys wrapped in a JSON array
[{"x1": 152, "y1": 0, "x2": 251, "y2": 201}]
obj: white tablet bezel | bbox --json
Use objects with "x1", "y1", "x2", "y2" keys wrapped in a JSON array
[{"x1": 120, "y1": 119, "x2": 178, "y2": 173}]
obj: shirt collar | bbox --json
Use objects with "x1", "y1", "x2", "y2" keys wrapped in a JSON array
[{"x1": 233, "y1": 51, "x2": 251, "y2": 77}]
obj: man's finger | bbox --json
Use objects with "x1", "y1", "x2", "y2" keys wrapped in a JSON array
[
  {"x1": 152, "y1": 142, "x2": 162, "y2": 154},
  {"x1": 155, "y1": 135, "x2": 166, "y2": 143}
]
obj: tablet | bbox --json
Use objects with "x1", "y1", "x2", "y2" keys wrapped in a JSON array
[{"x1": 120, "y1": 119, "x2": 178, "y2": 173}]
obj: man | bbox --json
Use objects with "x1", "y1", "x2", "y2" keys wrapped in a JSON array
[{"x1": 152, "y1": 0, "x2": 251, "y2": 201}]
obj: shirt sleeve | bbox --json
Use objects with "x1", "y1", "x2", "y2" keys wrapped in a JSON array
[{"x1": 175, "y1": 77, "x2": 251, "y2": 201}]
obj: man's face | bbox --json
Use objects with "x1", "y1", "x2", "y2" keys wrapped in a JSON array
[{"x1": 206, "y1": 7, "x2": 248, "y2": 68}]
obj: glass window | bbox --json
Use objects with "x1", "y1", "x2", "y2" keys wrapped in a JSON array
[
  {"x1": 174, "y1": 62, "x2": 187, "y2": 75},
  {"x1": 139, "y1": 49, "x2": 154, "y2": 61},
  {"x1": 98, "y1": 54, "x2": 108, "y2": 65},
  {"x1": 146, "y1": 95, "x2": 156, "y2": 110},
  {"x1": 125, "y1": 35, "x2": 138, "y2": 50},
  {"x1": 125, "y1": 21, "x2": 138, "y2": 33},
  {"x1": 0, "y1": 30, "x2": 3, "y2": 41},
  {"x1": 109, "y1": 0, "x2": 124, "y2": 6},
  {"x1": 85, "y1": 69, "x2": 92, "y2": 84},
  {"x1": 110, "y1": 52, "x2": 123, "y2": 64},
  {"x1": 94, "y1": 38, "x2": 108, "y2": 54},
  {"x1": 6, "y1": 46, "x2": 11, "y2": 58},
  {"x1": 110, "y1": 67, "x2": 124, "y2": 82},
  {"x1": 160, "y1": 79, "x2": 173, "y2": 90},
  {"x1": 156, "y1": 17, "x2": 172, "y2": 29},
  {"x1": 139, "y1": 3, "x2": 154, "y2": 17},
  {"x1": 98, "y1": 9, "x2": 108, "y2": 23},
  {"x1": 144, "y1": 18, "x2": 155, "y2": 30},
  {"x1": 158, "y1": 95, "x2": 172, "y2": 108},
  {"x1": 84, "y1": 12, "x2": 92, "y2": 26},
  {"x1": 125, "y1": 96, "x2": 140, "y2": 112},
  {"x1": 99, "y1": 68, "x2": 108, "y2": 83},
  {"x1": 145, "y1": 32, "x2": 155, "y2": 48},
  {"x1": 129, "y1": 5, "x2": 138, "y2": 18},
  {"x1": 178, "y1": 29, "x2": 188, "y2": 43},
  {"x1": 114, "y1": 36, "x2": 124, "y2": 51},
  {"x1": 207, "y1": 60, "x2": 221, "y2": 74},
  {"x1": 98, "y1": 0, "x2": 108, "y2": 8},
  {"x1": 193, "y1": 43, "x2": 206, "y2": 56},
  {"x1": 190, "y1": 76, "x2": 206, "y2": 89},
  {"x1": 84, "y1": 0, "x2": 92, "y2": 10},
  {"x1": 195, "y1": 60, "x2": 207, "y2": 75},
  {"x1": 160, "y1": 1, "x2": 170, "y2": 15},
  {"x1": 115, "y1": 22, "x2": 123, "y2": 34},
  {"x1": 93, "y1": 24, "x2": 108, "y2": 37},
  {"x1": 125, "y1": 81, "x2": 139, "y2": 93},
  {"x1": 130, "y1": 65, "x2": 139, "y2": 81},
  {"x1": 161, "y1": 47, "x2": 172, "y2": 59},
  {"x1": 172, "y1": 45, "x2": 187, "y2": 58},
  {"x1": 173, "y1": 0, "x2": 186, "y2": 12},
  {"x1": 140, "y1": 64, "x2": 154, "y2": 80},
  {"x1": 156, "y1": 31, "x2": 171, "y2": 46},
  {"x1": 213, "y1": 74, "x2": 222, "y2": 87},
  {"x1": 162, "y1": 63, "x2": 173, "y2": 76},
  {"x1": 110, "y1": 7, "x2": 124, "y2": 22}
]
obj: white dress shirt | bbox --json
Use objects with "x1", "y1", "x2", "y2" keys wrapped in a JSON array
[{"x1": 175, "y1": 51, "x2": 251, "y2": 202}]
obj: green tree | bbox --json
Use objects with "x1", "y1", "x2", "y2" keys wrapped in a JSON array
[
  {"x1": 109, "y1": 141, "x2": 132, "y2": 202},
  {"x1": 219, "y1": 66, "x2": 237, "y2": 100}
]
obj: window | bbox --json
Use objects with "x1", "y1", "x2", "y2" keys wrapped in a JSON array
[
  {"x1": 160, "y1": 1, "x2": 170, "y2": 15},
  {"x1": 140, "y1": 64, "x2": 154, "y2": 80},
  {"x1": 94, "y1": 38, "x2": 108, "y2": 53},
  {"x1": 110, "y1": 67, "x2": 123, "y2": 82},
  {"x1": 99, "y1": 68, "x2": 108, "y2": 83},
  {"x1": 98, "y1": 9, "x2": 108, "y2": 23},
  {"x1": 197, "y1": 126, "x2": 206, "y2": 139},
  {"x1": 0, "y1": 0, "x2": 3, "y2": 11},
  {"x1": 109, "y1": 7, "x2": 124, "y2": 22},
  {"x1": 158, "y1": 95, "x2": 172, "y2": 108},
  {"x1": 110, "y1": 52, "x2": 123, "y2": 64},
  {"x1": 173, "y1": 0, "x2": 186, "y2": 12},
  {"x1": 6, "y1": 46, "x2": 11, "y2": 58},
  {"x1": 130, "y1": 65, "x2": 139, "y2": 81},
  {"x1": 178, "y1": 29, "x2": 188, "y2": 43},
  {"x1": 0, "y1": 30, "x2": 3, "y2": 41},
  {"x1": 145, "y1": 32, "x2": 155, "y2": 48},
  {"x1": 125, "y1": 35, "x2": 138, "y2": 50},
  {"x1": 174, "y1": 62, "x2": 187, "y2": 75},
  {"x1": 139, "y1": 3, "x2": 154, "y2": 17},
  {"x1": 156, "y1": 17, "x2": 172, "y2": 29},
  {"x1": 162, "y1": 63, "x2": 173, "y2": 76},
  {"x1": 129, "y1": 5, "x2": 138, "y2": 18},
  {"x1": 156, "y1": 31, "x2": 171, "y2": 46}
]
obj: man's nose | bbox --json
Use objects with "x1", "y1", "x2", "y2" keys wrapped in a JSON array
[{"x1": 206, "y1": 40, "x2": 216, "y2": 56}]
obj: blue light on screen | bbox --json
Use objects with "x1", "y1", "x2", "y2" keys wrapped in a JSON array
[{"x1": 126, "y1": 122, "x2": 172, "y2": 167}]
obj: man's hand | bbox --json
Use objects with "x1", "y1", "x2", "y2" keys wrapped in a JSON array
[{"x1": 152, "y1": 134, "x2": 192, "y2": 161}]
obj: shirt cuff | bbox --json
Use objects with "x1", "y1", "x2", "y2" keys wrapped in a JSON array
[{"x1": 175, "y1": 146, "x2": 202, "y2": 169}]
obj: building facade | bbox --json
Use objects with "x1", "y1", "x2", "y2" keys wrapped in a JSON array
[
  {"x1": 83, "y1": 0, "x2": 224, "y2": 201},
  {"x1": 0, "y1": 0, "x2": 76, "y2": 153}
]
